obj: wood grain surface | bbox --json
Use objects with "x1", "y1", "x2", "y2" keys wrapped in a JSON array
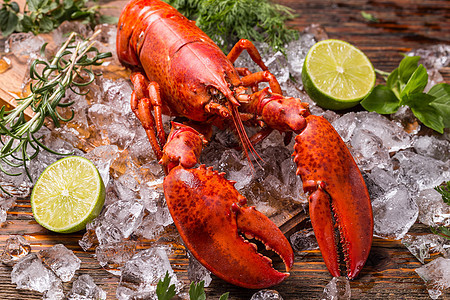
[{"x1": 1, "y1": 0, "x2": 449, "y2": 299}]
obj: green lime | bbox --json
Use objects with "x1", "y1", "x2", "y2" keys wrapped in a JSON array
[
  {"x1": 31, "y1": 156, "x2": 105, "y2": 233},
  {"x1": 302, "y1": 39, "x2": 376, "y2": 110}
]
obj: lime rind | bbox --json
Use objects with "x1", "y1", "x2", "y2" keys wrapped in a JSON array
[
  {"x1": 302, "y1": 39, "x2": 376, "y2": 110},
  {"x1": 31, "y1": 156, "x2": 105, "y2": 233}
]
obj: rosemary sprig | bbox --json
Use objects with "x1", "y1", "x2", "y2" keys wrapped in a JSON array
[{"x1": 0, "y1": 30, "x2": 111, "y2": 190}]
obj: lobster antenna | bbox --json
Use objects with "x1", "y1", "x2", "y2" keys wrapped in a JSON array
[{"x1": 230, "y1": 104, "x2": 264, "y2": 170}]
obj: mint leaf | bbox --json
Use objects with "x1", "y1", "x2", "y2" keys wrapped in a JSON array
[
  {"x1": 398, "y1": 55, "x2": 421, "y2": 84},
  {"x1": 400, "y1": 64, "x2": 428, "y2": 98},
  {"x1": 219, "y1": 292, "x2": 230, "y2": 300},
  {"x1": 189, "y1": 281, "x2": 206, "y2": 300},
  {"x1": 361, "y1": 85, "x2": 401, "y2": 114},
  {"x1": 429, "y1": 83, "x2": 450, "y2": 128},
  {"x1": 156, "y1": 271, "x2": 176, "y2": 300},
  {"x1": 405, "y1": 93, "x2": 444, "y2": 133}
]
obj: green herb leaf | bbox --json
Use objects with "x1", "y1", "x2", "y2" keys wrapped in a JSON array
[
  {"x1": 156, "y1": 271, "x2": 176, "y2": 300},
  {"x1": 398, "y1": 55, "x2": 421, "y2": 84},
  {"x1": 429, "y1": 83, "x2": 450, "y2": 128},
  {"x1": 27, "y1": 0, "x2": 41, "y2": 12},
  {"x1": 99, "y1": 14, "x2": 119, "y2": 24},
  {"x1": 404, "y1": 93, "x2": 444, "y2": 133},
  {"x1": 39, "y1": 15, "x2": 54, "y2": 32},
  {"x1": 189, "y1": 281, "x2": 206, "y2": 300},
  {"x1": 400, "y1": 64, "x2": 428, "y2": 98},
  {"x1": 2, "y1": 12, "x2": 19, "y2": 36},
  {"x1": 435, "y1": 181, "x2": 450, "y2": 206},
  {"x1": 361, "y1": 85, "x2": 401, "y2": 114},
  {"x1": 431, "y1": 226, "x2": 450, "y2": 240},
  {"x1": 219, "y1": 292, "x2": 230, "y2": 300},
  {"x1": 361, "y1": 11, "x2": 378, "y2": 22}
]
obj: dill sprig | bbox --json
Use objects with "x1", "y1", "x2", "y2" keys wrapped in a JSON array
[
  {"x1": 0, "y1": 30, "x2": 111, "y2": 189},
  {"x1": 165, "y1": 0, "x2": 299, "y2": 54}
]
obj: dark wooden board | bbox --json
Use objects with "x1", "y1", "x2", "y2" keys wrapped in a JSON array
[{"x1": 1, "y1": 0, "x2": 450, "y2": 299}]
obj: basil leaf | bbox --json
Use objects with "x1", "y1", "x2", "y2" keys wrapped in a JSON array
[
  {"x1": 10, "y1": 1, "x2": 20, "y2": 13},
  {"x1": 361, "y1": 85, "x2": 401, "y2": 114},
  {"x1": 20, "y1": 14, "x2": 34, "y2": 32},
  {"x1": 39, "y1": 16, "x2": 54, "y2": 32},
  {"x1": 27, "y1": 0, "x2": 41, "y2": 12},
  {"x1": 398, "y1": 55, "x2": 421, "y2": 84},
  {"x1": 405, "y1": 93, "x2": 444, "y2": 133},
  {"x1": 0, "y1": 10, "x2": 9, "y2": 28},
  {"x1": 429, "y1": 83, "x2": 450, "y2": 128},
  {"x1": 2, "y1": 12, "x2": 18, "y2": 36},
  {"x1": 400, "y1": 64, "x2": 428, "y2": 98},
  {"x1": 63, "y1": 0, "x2": 74, "y2": 10}
]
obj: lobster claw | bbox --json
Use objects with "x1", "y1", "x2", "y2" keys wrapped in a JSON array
[
  {"x1": 293, "y1": 115, "x2": 373, "y2": 279},
  {"x1": 163, "y1": 165, "x2": 294, "y2": 289}
]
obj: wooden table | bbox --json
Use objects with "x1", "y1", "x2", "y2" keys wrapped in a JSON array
[{"x1": 1, "y1": 0, "x2": 449, "y2": 299}]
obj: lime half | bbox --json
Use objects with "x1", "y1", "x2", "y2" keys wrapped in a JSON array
[
  {"x1": 31, "y1": 156, "x2": 105, "y2": 233},
  {"x1": 302, "y1": 39, "x2": 376, "y2": 110}
]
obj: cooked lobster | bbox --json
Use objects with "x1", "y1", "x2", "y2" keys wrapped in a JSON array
[{"x1": 117, "y1": 0, "x2": 373, "y2": 289}]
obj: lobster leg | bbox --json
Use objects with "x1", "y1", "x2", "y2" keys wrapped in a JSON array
[
  {"x1": 241, "y1": 71, "x2": 283, "y2": 95},
  {"x1": 162, "y1": 123, "x2": 294, "y2": 289},
  {"x1": 130, "y1": 72, "x2": 167, "y2": 159},
  {"x1": 227, "y1": 39, "x2": 269, "y2": 71}
]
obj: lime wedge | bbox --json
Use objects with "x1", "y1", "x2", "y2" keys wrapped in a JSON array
[
  {"x1": 302, "y1": 39, "x2": 376, "y2": 110},
  {"x1": 31, "y1": 156, "x2": 105, "y2": 233}
]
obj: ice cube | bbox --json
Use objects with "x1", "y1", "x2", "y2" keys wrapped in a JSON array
[
  {"x1": 413, "y1": 135, "x2": 450, "y2": 162},
  {"x1": 407, "y1": 44, "x2": 450, "y2": 71},
  {"x1": 402, "y1": 234, "x2": 450, "y2": 264},
  {"x1": 95, "y1": 220, "x2": 123, "y2": 245},
  {"x1": 0, "y1": 196, "x2": 16, "y2": 224},
  {"x1": 289, "y1": 228, "x2": 319, "y2": 252},
  {"x1": 357, "y1": 112, "x2": 413, "y2": 152},
  {"x1": 67, "y1": 274, "x2": 107, "y2": 300},
  {"x1": 393, "y1": 151, "x2": 450, "y2": 193},
  {"x1": 11, "y1": 253, "x2": 62, "y2": 294},
  {"x1": 350, "y1": 128, "x2": 391, "y2": 171},
  {"x1": 372, "y1": 187, "x2": 418, "y2": 239},
  {"x1": 415, "y1": 257, "x2": 450, "y2": 300},
  {"x1": 286, "y1": 32, "x2": 317, "y2": 81},
  {"x1": 116, "y1": 246, "x2": 180, "y2": 300},
  {"x1": 390, "y1": 106, "x2": 421, "y2": 134},
  {"x1": 95, "y1": 241, "x2": 137, "y2": 270},
  {"x1": 79, "y1": 222, "x2": 98, "y2": 251},
  {"x1": 250, "y1": 289, "x2": 284, "y2": 300},
  {"x1": 103, "y1": 200, "x2": 144, "y2": 239},
  {"x1": 321, "y1": 277, "x2": 351, "y2": 300},
  {"x1": 332, "y1": 112, "x2": 413, "y2": 152},
  {"x1": 1, "y1": 235, "x2": 31, "y2": 265},
  {"x1": 331, "y1": 112, "x2": 359, "y2": 142},
  {"x1": 84, "y1": 144, "x2": 120, "y2": 187},
  {"x1": 38, "y1": 244, "x2": 81, "y2": 282},
  {"x1": 43, "y1": 279, "x2": 65, "y2": 300},
  {"x1": 187, "y1": 251, "x2": 212, "y2": 287},
  {"x1": 415, "y1": 188, "x2": 450, "y2": 227},
  {"x1": 6, "y1": 32, "x2": 46, "y2": 62}
]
